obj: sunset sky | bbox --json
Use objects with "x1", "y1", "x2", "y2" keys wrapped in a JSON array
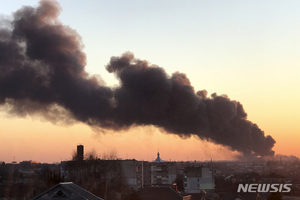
[{"x1": 0, "y1": 0, "x2": 299, "y2": 163}]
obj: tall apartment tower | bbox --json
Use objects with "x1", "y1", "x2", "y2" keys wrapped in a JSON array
[{"x1": 77, "y1": 145, "x2": 84, "y2": 161}]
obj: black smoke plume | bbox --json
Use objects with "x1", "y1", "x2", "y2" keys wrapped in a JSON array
[{"x1": 0, "y1": 0, "x2": 275, "y2": 156}]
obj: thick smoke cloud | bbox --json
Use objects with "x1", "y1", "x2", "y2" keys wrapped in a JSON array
[{"x1": 0, "y1": 0, "x2": 275, "y2": 156}]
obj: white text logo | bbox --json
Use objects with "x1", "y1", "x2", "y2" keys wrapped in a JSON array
[{"x1": 237, "y1": 184, "x2": 292, "y2": 193}]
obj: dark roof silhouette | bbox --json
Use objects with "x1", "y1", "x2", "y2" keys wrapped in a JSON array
[
  {"x1": 31, "y1": 182, "x2": 103, "y2": 200},
  {"x1": 187, "y1": 193, "x2": 206, "y2": 200},
  {"x1": 136, "y1": 186, "x2": 188, "y2": 200}
]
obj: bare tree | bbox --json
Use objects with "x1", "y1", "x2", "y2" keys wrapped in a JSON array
[
  {"x1": 101, "y1": 149, "x2": 118, "y2": 160},
  {"x1": 85, "y1": 149, "x2": 99, "y2": 160},
  {"x1": 71, "y1": 149, "x2": 78, "y2": 161}
]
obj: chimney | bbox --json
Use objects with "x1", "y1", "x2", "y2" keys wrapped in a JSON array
[{"x1": 77, "y1": 145, "x2": 84, "y2": 161}]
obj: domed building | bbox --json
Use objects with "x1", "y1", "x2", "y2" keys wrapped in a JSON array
[{"x1": 154, "y1": 152, "x2": 164, "y2": 163}]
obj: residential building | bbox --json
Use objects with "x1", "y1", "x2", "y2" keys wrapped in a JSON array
[
  {"x1": 150, "y1": 152, "x2": 177, "y2": 187},
  {"x1": 184, "y1": 167, "x2": 214, "y2": 193}
]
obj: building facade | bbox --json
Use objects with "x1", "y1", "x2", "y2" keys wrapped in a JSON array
[{"x1": 184, "y1": 167, "x2": 215, "y2": 193}]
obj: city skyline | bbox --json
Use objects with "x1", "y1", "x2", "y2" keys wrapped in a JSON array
[{"x1": 0, "y1": 0, "x2": 299, "y2": 163}]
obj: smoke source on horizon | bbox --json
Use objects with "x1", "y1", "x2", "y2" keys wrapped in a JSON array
[{"x1": 0, "y1": 0, "x2": 275, "y2": 157}]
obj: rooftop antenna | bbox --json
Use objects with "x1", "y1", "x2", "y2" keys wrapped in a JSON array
[{"x1": 12, "y1": 156, "x2": 17, "y2": 164}]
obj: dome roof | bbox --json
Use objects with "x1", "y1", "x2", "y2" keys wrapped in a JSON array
[{"x1": 154, "y1": 152, "x2": 164, "y2": 162}]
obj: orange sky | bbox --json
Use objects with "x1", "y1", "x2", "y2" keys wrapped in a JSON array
[
  {"x1": 0, "y1": 105, "x2": 298, "y2": 164},
  {"x1": 0, "y1": 116, "x2": 238, "y2": 163},
  {"x1": 0, "y1": 1, "x2": 299, "y2": 164}
]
